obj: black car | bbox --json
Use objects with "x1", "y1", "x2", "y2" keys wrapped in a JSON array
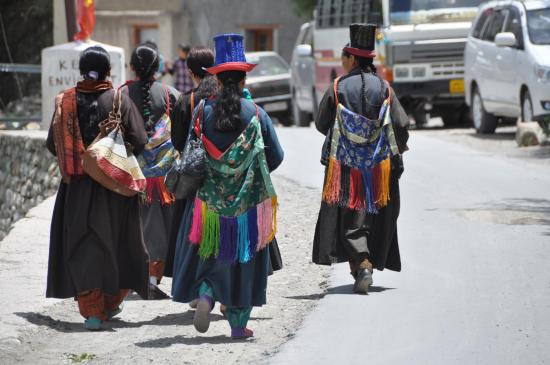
[{"x1": 245, "y1": 52, "x2": 292, "y2": 126}]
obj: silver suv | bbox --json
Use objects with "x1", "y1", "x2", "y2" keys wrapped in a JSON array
[
  {"x1": 290, "y1": 22, "x2": 316, "y2": 127},
  {"x1": 464, "y1": 0, "x2": 550, "y2": 133}
]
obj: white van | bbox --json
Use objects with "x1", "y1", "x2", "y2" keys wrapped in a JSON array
[{"x1": 464, "y1": 0, "x2": 550, "y2": 133}]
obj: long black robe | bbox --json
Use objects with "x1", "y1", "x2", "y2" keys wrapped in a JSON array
[
  {"x1": 46, "y1": 88, "x2": 150, "y2": 299},
  {"x1": 312, "y1": 68, "x2": 409, "y2": 272},
  {"x1": 124, "y1": 81, "x2": 180, "y2": 266}
]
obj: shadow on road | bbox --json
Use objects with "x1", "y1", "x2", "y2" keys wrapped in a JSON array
[
  {"x1": 285, "y1": 284, "x2": 395, "y2": 300},
  {"x1": 135, "y1": 334, "x2": 250, "y2": 348},
  {"x1": 14, "y1": 310, "x2": 228, "y2": 333}
]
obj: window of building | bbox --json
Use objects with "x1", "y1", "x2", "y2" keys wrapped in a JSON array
[
  {"x1": 241, "y1": 25, "x2": 279, "y2": 52},
  {"x1": 133, "y1": 25, "x2": 159, "y2": 47}
]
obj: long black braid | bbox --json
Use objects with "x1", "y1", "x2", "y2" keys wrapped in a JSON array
[
  {"x1": 130, "y1": 45, "x2": 160, "y2": 135},
  {"x1": 357, "y1": 57, "x2": 385, "y2": 119}
]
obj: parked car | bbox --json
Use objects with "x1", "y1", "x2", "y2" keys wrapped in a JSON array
[
  {"x1": 464, "y1": 0, "x2": 550, "y2": 134},
  {"x1": 290, "y1": 21, "x2": 316, "y2": 127},
  {"x1": 245, "y1": 51, "x2": 292, "y2": 126}
]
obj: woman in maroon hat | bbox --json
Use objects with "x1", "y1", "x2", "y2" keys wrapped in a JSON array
[
  {"x1": 312, "y1": 23, "x2": 410, "y2": 294},
  {"x1": 171, "y1": 34, "x2": 284, "y2": 339}
]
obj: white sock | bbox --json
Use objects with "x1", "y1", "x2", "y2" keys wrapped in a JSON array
[{"x1": 149, "y1": 276, "x2": 158, "y2": 286}]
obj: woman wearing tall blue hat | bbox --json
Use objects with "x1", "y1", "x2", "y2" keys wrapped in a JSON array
[{"x1": 171, "y1": 33, "x2": 284, "y2": 339}]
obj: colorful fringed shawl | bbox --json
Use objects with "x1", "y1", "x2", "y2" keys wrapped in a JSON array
[
  {"x1": 188, "y1": 104, "x2": 277, "y2": 264},
  {"x1": 52, "y1": 81, "x2": 114, "y2": 183},
  {"x1": 136, "y1": 86, "x2": 178, "y2": 205},
  {"x1": 322, "y1": 77, "x2": 401, "y2": 213}
]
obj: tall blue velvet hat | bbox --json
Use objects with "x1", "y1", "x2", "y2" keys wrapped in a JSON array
[{"x1": 206, "y1": 33, "x2": 257, "y2": 75}]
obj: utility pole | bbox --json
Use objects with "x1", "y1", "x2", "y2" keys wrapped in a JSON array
[{"x1": 65, "y1": 0, "x2": 77, "y2": 41}]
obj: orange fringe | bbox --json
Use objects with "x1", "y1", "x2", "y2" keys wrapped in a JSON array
[
  {"x1": 373, "y1": 158, "x2": 391, "y2": 209},
  {"x1": 145, "y1": 177, "x2": 175, "y2": 205},
  {"x1": 322, "y1": 158, "x2": 341, "y2": 204}
]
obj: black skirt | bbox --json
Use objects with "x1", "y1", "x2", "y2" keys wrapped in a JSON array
[
  {"x1": 312, "y1": 167, "x2": 402, "y2": 272},
  {"x1": 46, "y1": 177, "x2": 149, "y2": 299}
]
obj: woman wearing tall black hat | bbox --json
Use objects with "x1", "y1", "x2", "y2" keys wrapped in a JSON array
[
  {"x1": 312, "y1": 24, "x2": 410, "y2": 294},
  {"x1": 171, "y1": 33, "x2": 284, "y2": 339}
]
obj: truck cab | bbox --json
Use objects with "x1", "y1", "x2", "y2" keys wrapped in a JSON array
[{"x1": 304, "y1": 0, "x2": 483, "y2": 127}]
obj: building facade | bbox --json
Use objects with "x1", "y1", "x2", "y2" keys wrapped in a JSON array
[{"x1": 54, "y1": 0, "x2": 305, "y2": 76}]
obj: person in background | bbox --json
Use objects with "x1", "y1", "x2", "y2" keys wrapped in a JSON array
[
  {"x1": 124, "y1": 45, "x2": 181, "y2": 299},
  {"x1": 312, "y1": 24, "x2": 409, "y2": 294},
  {"x1": 169, "y1": 43, "x2": 194, "y2": 94},
  {"x1": 171, "y1": 34, "x2": 284, "y2": 339},
  {"x1": 46, "y1": 46, "x2": 149, "y2": 330}
]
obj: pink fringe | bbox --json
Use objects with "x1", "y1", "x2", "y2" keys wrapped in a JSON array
[
  {"x1": 256, "y1": 199, "x2": 273, "y2": 251},
  {"x1": 189, "y1": 198, "x2": 203, "y2": 244}
]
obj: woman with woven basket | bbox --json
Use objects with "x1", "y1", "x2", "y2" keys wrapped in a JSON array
[
  {"x1": 123, "y1": 44, "x2": 181, "y2": 300},
  {"x1": 45, "y1": 46, "x2": 150, "y2": 330},
  {"x1": 171, "y1": 34, "x2": 284, "y2": 339}
]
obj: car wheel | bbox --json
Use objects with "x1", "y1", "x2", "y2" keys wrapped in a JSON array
[
  {"x1": 471, "y1": 87, "x2": 497, "y2": 134},
  {"x1": 521, "y1": 90, "x2": 534, "y2": 122},
  {"x1": 292, "y1": 93, "x2": 311, "y2": 127}
]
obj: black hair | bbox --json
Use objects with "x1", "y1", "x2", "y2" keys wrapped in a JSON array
[
  {"x1": 186, "y1": 47, "x2": 218, "y2": 100},
  {"x1": 178, "y1": 43, "x2": 191, "y2": 53},
  {"x1": 214, "y1": 71, "x2": 246, "y2": 132},
  {"x1": 356, "y1": 56, "x2": 384, "y2": 118},
  {"x1": 79, "y1": 46, "x2": 111, "y2": 81},
  {"x1": 142, "y1": 40, "x2": 158, "y2": 50},
  {"x1": 130, "y1": 45, "x2": 160, "y2": 134},
  {"x1": 186, "y1": 46, "x2": 214, "y2": 78}
]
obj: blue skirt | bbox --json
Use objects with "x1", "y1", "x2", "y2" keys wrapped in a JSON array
[{"x1": 171, "y1": 201, "x2": 270, "y2": 307}]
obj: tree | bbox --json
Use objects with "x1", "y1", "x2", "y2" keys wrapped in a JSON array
[
  {"x1": 0, "y1": 0, "x2": 53, "y2": 109},
  {"x1": 290, "y1": 0, "x2": 317, "y2": 17}
]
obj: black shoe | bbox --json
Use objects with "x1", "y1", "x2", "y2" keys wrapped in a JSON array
[
  {"x1": 353, "y1": 268, "x2": 373, "y2": 294},
  {"x1": 148, "y1": 283, "x2": 171, "y2": 300}
]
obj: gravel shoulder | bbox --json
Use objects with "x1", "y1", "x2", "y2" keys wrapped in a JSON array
[{"x1": 0, "y1": 175, "x2": 329, "y2": 364}]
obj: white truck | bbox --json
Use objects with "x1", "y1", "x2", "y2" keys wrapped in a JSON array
[{"x1": 291, "y1": 0, "x2": 483, "y2": 127}]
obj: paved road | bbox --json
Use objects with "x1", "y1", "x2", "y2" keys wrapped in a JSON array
[{"x1": 271, "y1": 125, "x2": 550, "y2": 365}]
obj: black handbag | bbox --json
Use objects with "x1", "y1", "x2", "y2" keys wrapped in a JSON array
[{"x1": 165, "y1": 99, "x2": 207, "y2": 199}]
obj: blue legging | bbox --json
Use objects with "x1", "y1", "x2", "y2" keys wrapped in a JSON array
[{"x1": 198, "y1": 282, "x2": 252, "y2": 329}]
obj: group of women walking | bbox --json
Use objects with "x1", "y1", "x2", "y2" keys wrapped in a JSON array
[{"x1": 45, "y1": 23, "x2": 408, "y2": 339}]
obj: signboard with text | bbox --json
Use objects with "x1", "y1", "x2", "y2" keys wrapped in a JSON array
[{"x1": 41, "y1": 41, "x2": 125, "y2": 129}]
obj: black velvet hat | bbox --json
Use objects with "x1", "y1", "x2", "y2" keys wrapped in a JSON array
[{"x1": 343, "y1": 23, "x2": 377, "y2": 59}]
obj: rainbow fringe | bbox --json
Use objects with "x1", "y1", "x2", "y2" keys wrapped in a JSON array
[
  {"x1": 188, "y1": 196, "x2": 277, "y2": 263},
  {"x1": 322, "y1": 157, "x2": 390, "y2": 213}
]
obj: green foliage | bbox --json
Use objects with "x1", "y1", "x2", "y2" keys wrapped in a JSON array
[
  {"x1": 0, "y1": 0, "x2": 53, "y2": 108},
  {"x1": 290, "y1": 0, "x2": 317, "y2": 17},
  {"x1": 63, "y1": 353, "x2": 97, "y2": 363}
]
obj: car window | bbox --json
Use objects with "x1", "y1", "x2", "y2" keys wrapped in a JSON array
[
  {"x1": 482, "y1": 10, "x2": 507, "y2": 42},
  {"x1": 527, "y1": 8, "x2": 550, "y2": 45},
  {"x1": 248, "y1": 55, "x2": 289, "y2": 77},
  {"x1": 472, "y1": 7, "x2": 493, "y2": 38},
  {"x1": 304, "y1": 25, "x2": 313, "y2": 46},
  {"x1": 504, "y1": 7, "x2": 524, "y2": 48}
]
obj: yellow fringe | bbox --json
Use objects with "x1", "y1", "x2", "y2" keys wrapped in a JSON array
[
  {"x1": 375, "y1": 158, "x2": 391, "y2": 208},
  {"x1": 322, "y1": 158, "x2": 334, "y2": 201},
  {"x1": 267, "y1": 196, "x2": 278, "y2": 242},
  {"x1": 322, "y1": 158, "x2": 341, "y2": 204}
]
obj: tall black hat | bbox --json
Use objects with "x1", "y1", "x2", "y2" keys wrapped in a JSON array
[{"x1": 343, "y1": 23, "x2": 377, "y2": 59}]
